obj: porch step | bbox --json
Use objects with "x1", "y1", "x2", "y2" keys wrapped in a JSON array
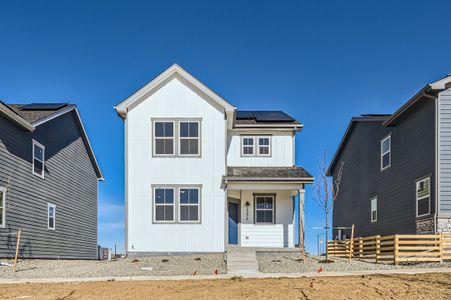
[{"x1": 226, "y1": 249, "x2": 259, "y2": 272}]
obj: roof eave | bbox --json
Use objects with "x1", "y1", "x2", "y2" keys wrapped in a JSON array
[
  {"x1": 0, "y1": 102, "x2": 35, "y2": 132},
  {"x1": 114, "y1": 63, "x2": 236, "y2": 119}
]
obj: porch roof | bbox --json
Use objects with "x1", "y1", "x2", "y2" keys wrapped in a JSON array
[{"x1": 224, "y1": 166, "x2": 314, "y2": 182}]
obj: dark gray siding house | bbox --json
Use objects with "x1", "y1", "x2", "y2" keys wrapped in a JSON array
[
  {"x1": 328, "y1": 75, "x2": 451, "y2": 239},
  {"x1": 0, "y1": 102, "x2": 103, "y2": 259}
]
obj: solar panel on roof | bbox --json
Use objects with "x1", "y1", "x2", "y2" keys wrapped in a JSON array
[
  {"x1": 20, "y1": 103, "x2": 68, "y2": 111},
  {"x1": 254, "y1": 111, "x2": 295, "y2": 122},
  {"x1": 236, "y1": 111, "x2": 255, "y2": 119}
]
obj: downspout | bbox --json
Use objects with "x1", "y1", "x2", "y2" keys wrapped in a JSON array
[{"x1": 434, "y1": 91, "x2": 439, "y2": 233}]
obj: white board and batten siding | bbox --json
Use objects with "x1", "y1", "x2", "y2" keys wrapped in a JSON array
[
  {"x1": 227, "y1": 132, "x2": 294, "y2": 167},
  {"x1": 126, "y1": 77, "x2": 227, "y2": 253}
]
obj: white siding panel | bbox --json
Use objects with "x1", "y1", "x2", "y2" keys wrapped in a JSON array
[
  {"x1": 227, "y1": 132, "x2": 294, "y2": 167},
  {"x1": 240, "y1": 224, "x2": 284, "y2": 247},
  {"x1": 126, "y1": 77, "x2": 226, "y2": 253},
  {"x1": 439, "y1": 88, "x2": 451, "y2": 216}
]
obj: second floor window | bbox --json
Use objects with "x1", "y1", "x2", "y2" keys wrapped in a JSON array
[
  {"x1": 154, "y1": 122, "x2": 175, "y2": 156},
  {"x1": 179, "y1": 122, "x2": 200, "y2": 155},
  {"x1": 153, "y1": 120, "x2": 201, "y2": 157},
  {"x1": 241, "y1": 136, "x2": 271, "y2": 157},
  {"x1": 381, "y1": 135, "x2": 391, "y2": 170},
  {"x1": 32, "y1": 139, "x2": 45, "y2": 178}
]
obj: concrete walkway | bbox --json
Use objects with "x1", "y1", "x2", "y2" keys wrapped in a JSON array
[{"x1": 0, "y1": 267, "x2": 450, "y2": 285}]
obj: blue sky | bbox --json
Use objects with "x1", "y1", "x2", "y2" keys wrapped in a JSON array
[{"x1": 1, "y1": 0, "x2": 451, "y2": 254}]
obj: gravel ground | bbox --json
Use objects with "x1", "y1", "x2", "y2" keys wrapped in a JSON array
[
  {"x1": 0, "y1": 254, "x2": 226, "y2": 279},
  {"x1": 258, "y1": 254, "x2": 451, "y2": 273}
]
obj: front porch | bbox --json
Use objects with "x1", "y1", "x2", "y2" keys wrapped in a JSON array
[
  {"x1": 223, "y1": 166, "x2": 314, "y2": 253},
  {"x1": 227, "y1": 188, "x2": 301, "y2": 249}
]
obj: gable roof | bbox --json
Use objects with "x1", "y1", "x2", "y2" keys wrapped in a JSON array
[
  {"x1": 0, "y1": 102, "x2": 103, "y2": 180},
  {"x1": 327, "y1": 74, "x2": 451, "y2": 176},
  {"x1": 115, "y1": 64, "x2": 236, "y2": 119}
]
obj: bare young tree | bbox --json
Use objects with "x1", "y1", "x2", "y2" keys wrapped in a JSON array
[{"x1": 313, "y1": 151, "x2": 344, "y2": 261}]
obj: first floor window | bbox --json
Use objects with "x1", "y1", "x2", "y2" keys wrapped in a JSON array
[
  {"x1": 154, "y1": 188, "x2": 175, "y2": 222},
  {"x1": 0, "y1": 187, "x2": 5, "y2": 227},
  {"x1": 371, "y1": 197, "x2": 377, "y2": 222},
  {"x1": 32, "y1": 139, "x2": 45, "y2": 178},
  {"x1": 154, "y1": 122, "x2": 175, "y2": 155},
  {"x1": 255, "y1": 195, "x2": 274, "y2": 224},
  {"x1": 48, "y1": 203, "x2": 56, "y2": 230},
  {"x1": 179, "y1": 188, "x2": 200, "y2": 222},
  {"x1": 416, "y1": 177, "x2": 431, "y2": 217}
]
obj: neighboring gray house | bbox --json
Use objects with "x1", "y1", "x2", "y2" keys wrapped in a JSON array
[
  {"x1": 0, "y1": 102, "x2": 103, "y2": 259},
  {"x1": 328, "y1": 74, "x2": 451, "y2": 239}
]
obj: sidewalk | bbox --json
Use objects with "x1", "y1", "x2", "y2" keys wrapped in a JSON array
[{"x1": 0, "y1": 267, "x2": 450, "y2": 285}]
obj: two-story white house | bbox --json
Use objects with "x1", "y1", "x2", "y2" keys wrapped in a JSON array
[{"x1": 115, "y1": 64, "x2": 313, "y2": 256}]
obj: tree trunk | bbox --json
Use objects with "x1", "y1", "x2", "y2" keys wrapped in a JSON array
[{"x1": 325, "y1": 210, "x2": 329, "y2": 260}]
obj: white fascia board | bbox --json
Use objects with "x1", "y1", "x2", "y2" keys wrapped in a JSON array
[
  {"x1": 430, "y1": 75, "x2": 451, "y2": 90},
  {"x1": 115, "y1": 64, "x2": 236, "y2": 118}
]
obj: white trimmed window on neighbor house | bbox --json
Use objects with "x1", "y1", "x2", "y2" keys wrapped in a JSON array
[
  {"x1": 47, "y1": 203, "x2": 56, "y2": 230},
  {"x1": 371, "y1": 197, "x2": 377, "y2": 222},
  {"x1": 0, "y1": 187, "x2": 5, "y2": 228},
  {"x1": 416, "y1": 177, "x2": 431, "y2": 217},
  {"x1": 381, "y1": 135, "x2": 391, "y2": 170},
  {"x1": 32, "y1": 139, "x2": 45, "y2": 178}
]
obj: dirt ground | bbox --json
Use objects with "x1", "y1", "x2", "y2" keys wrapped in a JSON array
[{"x1": 0, "y1": 273, "x2": 450, "y2": 300}]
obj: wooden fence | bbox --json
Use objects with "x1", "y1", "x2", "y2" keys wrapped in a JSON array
[{"x1": 327, "y1": 233, "x2": 451, "y2": 264}]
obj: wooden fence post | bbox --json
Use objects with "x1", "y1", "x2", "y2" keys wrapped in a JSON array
[
  {"x1": 375, "y1": 235, "x2": 380, "y2": 264},
  {"x1": 394, "y1": 235, "x2": 399, "y2": 265},
  {"x1": 359, "y1": 237, "x2": 363, "y2": 259},
  {"x1": 13, "y1": 228, "x2": 21, "y2": 272},
  {"x1": 439, "y1": 233, "x2": 443, "y2": 263},
  {"x1": 348, "y1": 224, "x2": 355, "y2": 262}
]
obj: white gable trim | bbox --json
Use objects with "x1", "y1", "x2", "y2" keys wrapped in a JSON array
[{"x1": 115, "y1": 64, "x2": 236, "y2": 118}]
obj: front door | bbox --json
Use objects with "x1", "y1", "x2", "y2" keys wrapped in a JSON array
[{"x1": 228, "y1": 202, "x2": 239, "y2": 245}]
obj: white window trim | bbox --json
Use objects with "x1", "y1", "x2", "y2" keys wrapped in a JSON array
[
  {"x1": 380, "y1": 135, "x2": 391, "y2": 171},
  {"x1": 178, "y1": 187, "x2": 201, "y2": 223},
  {"x1": 32, "y1": 139, "x2": 45, "y2": 178},
  {"x1": 257, "y1": 136, "x2": 271, "y2": 157},
  {"x1": 241, "y1": 136, "x2": 255, "y2": 156},
  {"x1": 152, "y1": 121, "x2": 176, "y2": 157},
  {"x1": 47, "y1": 203, "x2": 56, "y2": 230},
  {"x1": 255, "y1": 195, "x2": 275, "y2": 224},
  {"x1": 370, "y1": 197, "x2": 377, "y2": 223},
  {"x1": 416, "y1": 177, "x2": 431, "y2": 218},
  {"x1": 153, "y1": 187, "x2": 176, "y2": 223},
  {"x1": 0, "y1": 187, "x2": 6, "y2": 228},
  {"x1": 178, "y1": 121, "x2": 201, "y2": 157}
]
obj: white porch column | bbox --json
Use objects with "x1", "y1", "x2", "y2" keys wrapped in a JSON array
[{"x1": 298, "y1": 187, "x2": 305, "y2": 258}]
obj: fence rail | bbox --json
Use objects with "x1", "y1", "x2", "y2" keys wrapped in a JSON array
[{"x1": 327, "y1": 233, "x2": 451, "y2": 264}]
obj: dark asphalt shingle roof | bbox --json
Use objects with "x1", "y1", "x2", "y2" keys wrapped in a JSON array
[
  {"x1": 225, "y1": 166, "x2": 314, "y2": 181},
  {"x1": 7, "y1": 103, "x2": 73, "y2": 124},
  {"x1": 235, "y1": 110, "x2": 300, "y2": 125}
]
